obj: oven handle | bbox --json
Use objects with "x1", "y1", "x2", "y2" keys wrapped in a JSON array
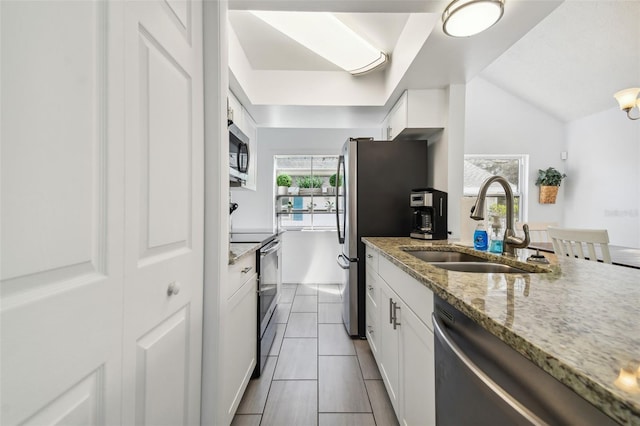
[
  {"x1": 261, "y1": 241, "x2": 281, "y2": 256},
  {"x1": 432, "y1": 314, "x2": 546, "y2": 426}
]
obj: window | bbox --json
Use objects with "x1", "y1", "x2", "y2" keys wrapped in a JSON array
[
  {"x1": 463, "y1": 154, "x2": 529, "y2": 223},
  {"x1": 275, "y1": 155, "x2": 341, "y2": 230}
]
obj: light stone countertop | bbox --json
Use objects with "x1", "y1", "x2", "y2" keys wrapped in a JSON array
[
  {"x1": 229, "y1": 242, "x2": 260, "y2": 265},
  {"x1": 362, "y1": 237, "x2": 640, "y2": 425}
]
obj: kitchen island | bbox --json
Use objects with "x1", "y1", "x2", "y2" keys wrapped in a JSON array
[{"x1": 362, "y1": 237, "x2": 640, "y2": 425}]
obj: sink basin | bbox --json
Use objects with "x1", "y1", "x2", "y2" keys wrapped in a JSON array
[
  {"x1": 404, "y1": 249, "x2": 539, "y2": 273},
  {"x1": 407, "y1": 251, "x2": 488, "y2": 263},
  {"x1": 428, "y1": 262, "x2": 530, "y2": 274}
]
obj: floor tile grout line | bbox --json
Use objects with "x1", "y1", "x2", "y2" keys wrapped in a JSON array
[{"x1": 355, "y1": 340, "x2": 379, "y2": 426}]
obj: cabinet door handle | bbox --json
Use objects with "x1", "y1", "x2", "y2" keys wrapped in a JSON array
[
  {"x1": 389, "y1": 298, "x2": 394, "y2": 324},
  {"x1": 367, "y1": 254, "x2": 373, "y2": 259},
  {"x1": 368, "y1": 284, "x2": 374, "y2": 291},
  {"x1": 241, "y1": 266, "x2": 253, "y2": 274},
  {"x1": 393, "y1": 302, "x2": 401, "y2": 330}
]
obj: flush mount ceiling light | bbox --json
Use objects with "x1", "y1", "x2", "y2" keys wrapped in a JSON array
[
  {"x1": 442, "y1": 0, "x2": 505, "y2": 37},
  {"x1": 250, "y1": 11, "x2": 388, "y2": 76},
  {"x1": 613, "y1": 88, "x2": 640, "y2": 120}
]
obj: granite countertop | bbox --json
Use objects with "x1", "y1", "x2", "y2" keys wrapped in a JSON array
[
  {"x1": 229, "y1": 242, "x2": 260, "y2": 265},
  {"x1": 362, "y1": 237, "x2": 640, "y2": 425}
]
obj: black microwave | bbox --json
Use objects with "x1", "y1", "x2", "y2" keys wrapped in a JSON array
[{"x1": 229, "y1": 120, "x2": 249, "y2": 185}]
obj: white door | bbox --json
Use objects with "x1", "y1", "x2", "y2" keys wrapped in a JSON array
[
  {"x1": 1, "y1": 1, "x2": 124, "y2": 424},
  {"x1": 121, "y1": 1, "x2": 204, "y2": 425},
  {"x1": 378, "y1": 281, "x2": 400, "y2": 417},
  {"x1": 400, "y1": 302, "x2": 436, "y2": 426}
]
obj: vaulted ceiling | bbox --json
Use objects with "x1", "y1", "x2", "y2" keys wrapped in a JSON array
[{"x1": 228, "y1": 0, "x2": 640, "y2": 124}]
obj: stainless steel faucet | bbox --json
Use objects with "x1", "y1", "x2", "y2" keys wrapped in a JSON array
[{"x1": 470, "y1": 175, "x2": 530, "y2": 257}]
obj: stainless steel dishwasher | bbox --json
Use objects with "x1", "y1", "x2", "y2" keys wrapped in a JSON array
[{"x1": 432, "y1": 296, "x2": 617, "y2": 425}]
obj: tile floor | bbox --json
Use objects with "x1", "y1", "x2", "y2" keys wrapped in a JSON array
[{"x1": 231, "y1": 283, "x2": 399, "y2": 426}]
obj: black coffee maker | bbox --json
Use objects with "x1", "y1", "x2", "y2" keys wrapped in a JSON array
[{"x1": 410, "y1": 188, "x2": 448, "y2": 240}]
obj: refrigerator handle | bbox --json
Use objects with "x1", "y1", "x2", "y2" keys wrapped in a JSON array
[
  {"x1": 336, "y1": 155, "x2": 345, "y2": 244},
  {"x1": 336, "y1": 253, "x2": 351, "y2": 270}
]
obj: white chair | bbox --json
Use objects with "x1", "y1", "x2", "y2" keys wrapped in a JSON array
[
  {"x1": 547, "y1": 227, "x2": 612, "y2": 264},
  {"x1": 516, "y1": 222, "x2": 557, "y2": 243}
]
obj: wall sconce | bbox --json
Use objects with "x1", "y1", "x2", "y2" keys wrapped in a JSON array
[
  {"x1": 613, "y1": 88, "x2": 640, "y2": 120},
  {"x1": 442, "y1": 0, "x2": 505, "y2": 37}
]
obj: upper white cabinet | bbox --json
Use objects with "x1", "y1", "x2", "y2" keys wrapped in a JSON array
[
  {"x1": 383, "y1": 90, "x2": 446, "y2": 141},
  {"x1": 227, "y1": 90, "x2": 244, "y2": 131}
]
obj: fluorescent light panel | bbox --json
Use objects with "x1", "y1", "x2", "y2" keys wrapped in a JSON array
[{"x1": 250, "y1": 11, "x2": 387, "y2": 75}]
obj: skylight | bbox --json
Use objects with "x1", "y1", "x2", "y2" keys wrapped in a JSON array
[{"x1": 249, "y1": 11, "x2": 388, "y2": 76}]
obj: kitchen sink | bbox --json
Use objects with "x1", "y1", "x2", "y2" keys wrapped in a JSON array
[
  {"x1": 407, "y1": 251, "x2": 488, "y2": 263},
  {"x1": 428, "y1": 262, "x2": 530, "y2": 273},
  {"x1": 404, "y1": 249, "x2": 538, "y2": 273}
]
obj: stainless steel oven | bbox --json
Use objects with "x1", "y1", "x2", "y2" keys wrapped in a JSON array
[
  {"x1": 255, "y1": 237, "x2": 280, "y2": 377},
  {"x1": 229, "y1": 230, "x2": 281, "y2": 378}
]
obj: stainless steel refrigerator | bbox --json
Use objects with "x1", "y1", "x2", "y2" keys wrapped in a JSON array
[{"x1": 335, "y1": 137, "x2": 430, "y2": 337}]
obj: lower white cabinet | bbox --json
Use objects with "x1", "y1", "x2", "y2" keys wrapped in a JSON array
[
  {"x1": 366, "y1": 247, "x2": 436, "y2": 426},
  {"x1": 399, "y1": 295, "x2": 435, "y2": 426},
  {"x1": 378, "y1": 279, "x2": 401, "y2": 417},
  {"x1": 221, "y1": 257, "x2": 258, "y2": 424}
]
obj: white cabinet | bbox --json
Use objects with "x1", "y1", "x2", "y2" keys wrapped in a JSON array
[
  {"x1": 382, "y1": 90, "x2": 446, "y2": 141},
  {"x1": 378, "y1": 279, "x2": 402, "y2": 417},
  {"x1": 399, "y1": 295, "x2": 436, "y2": 426},
  {"x1": 227, "y1": 90, "x2": 244, "y2": 130},
  {"x1": 365, "y1": 246, "x2": 436, "y2": 426},
  {"x1": 221, "y1": 254, "x2": 258, "y2": 424}
]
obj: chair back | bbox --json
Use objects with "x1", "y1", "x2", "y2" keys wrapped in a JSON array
[
  {"x1": 547, "y1": 227, "x2": 612, "y2": 264},
  {"x1": 515, "y1": 222, "x2": 557, "y2": 243}
]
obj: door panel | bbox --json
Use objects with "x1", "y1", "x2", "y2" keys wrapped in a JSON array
[
  {"x1": 138, "y1": 28, "x2": 191, "y2": 257},
  {"x1": 1, "y1": 2, "x2": 123, "y2": 424},
  {"x1": 378, "y1": 281, "x2": 400, "y2": 416},
  {"x1": 122, "y1": 1, "x2": 203, "y2": 425},
  {"x1": 136, "y1": 307, "x2": 190, "y2": 426},
  {"x1": 400, "y1": 302, "x2": 435, "y2": 426},
  {"x1": 21, "y1": 371, "x2": 102, "y2": 426}
]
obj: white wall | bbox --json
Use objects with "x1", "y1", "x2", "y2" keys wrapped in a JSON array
[
  {"x1": 465, "y1": 77, "x2": 567, "y2": 225},
  {"x1": 281, "y1": 230, "x2": 343, "y2": 284},
  {"x1": 564, "y1": 107, "x2": 640, "y2": 247},
  {"x1": 232, "y1": 127, "x2": 379, "y2": 283}
]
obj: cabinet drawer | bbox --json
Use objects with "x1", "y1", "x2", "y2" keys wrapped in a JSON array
[
  {"x1": 365, "y1": 247, "x2": 379, "y2": 273},
  {"x1": 228, "y1": 253, "x2": 256, "y2": 300},
  {"x1": 365, "y1": 293, "x2": 379, "y2": 357},
  {"x1": 365, "y1": 268, "x2": 378, "y2": 308}
]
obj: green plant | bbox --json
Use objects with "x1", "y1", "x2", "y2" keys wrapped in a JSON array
[
  {"x1": 297, "y1": 175, "x2": 323, "y2": 189},
  {"x1": 329, "y1": 173, "x2": 342, "y2": 187},
  {"x1": 535, "y1": 167, "x2": 566, "y2": 187},
  {"x1": 276, "y1": 174, "x2": 292, "y2": 187}
]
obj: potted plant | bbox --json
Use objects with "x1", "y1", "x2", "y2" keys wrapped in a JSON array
[
  {"x1": 297, "y1": 175, "x2": 323, "y2": 195},
  {"x1": 535, "y1": 167, "x2": 566, "y2": 204},
  {"x1": 276, "y1": 174, "x2": 292, "y2": 196},
  {"x1": 325, "y1": 199, "x2": 335, "y2": 212},
  {"x1": 328, "y1": 173, "x2": 343, "y2": 195}
]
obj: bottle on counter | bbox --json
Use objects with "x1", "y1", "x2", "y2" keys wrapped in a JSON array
[
  {"x1": 473, "y1": 222, "x2": 488, "y2": 251},
  {"x1": 489, "y1": 226, "x2": 504, "y2": 254}
]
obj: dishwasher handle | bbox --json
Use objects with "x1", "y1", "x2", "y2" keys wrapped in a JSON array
[{"x1": 432, "y1": 313, "x2": 547, "y2": 426}]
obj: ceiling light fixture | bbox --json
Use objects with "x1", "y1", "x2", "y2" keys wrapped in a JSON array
[
  {"x1": 613, "y1": 88, "x2": 640, "y2": 120},
  {"x1": 250, "y1": 11, "x2": 388, "y2": 76},
  {"x1": 442, "y1": 0, "x2": 505, "y2": 37}
]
